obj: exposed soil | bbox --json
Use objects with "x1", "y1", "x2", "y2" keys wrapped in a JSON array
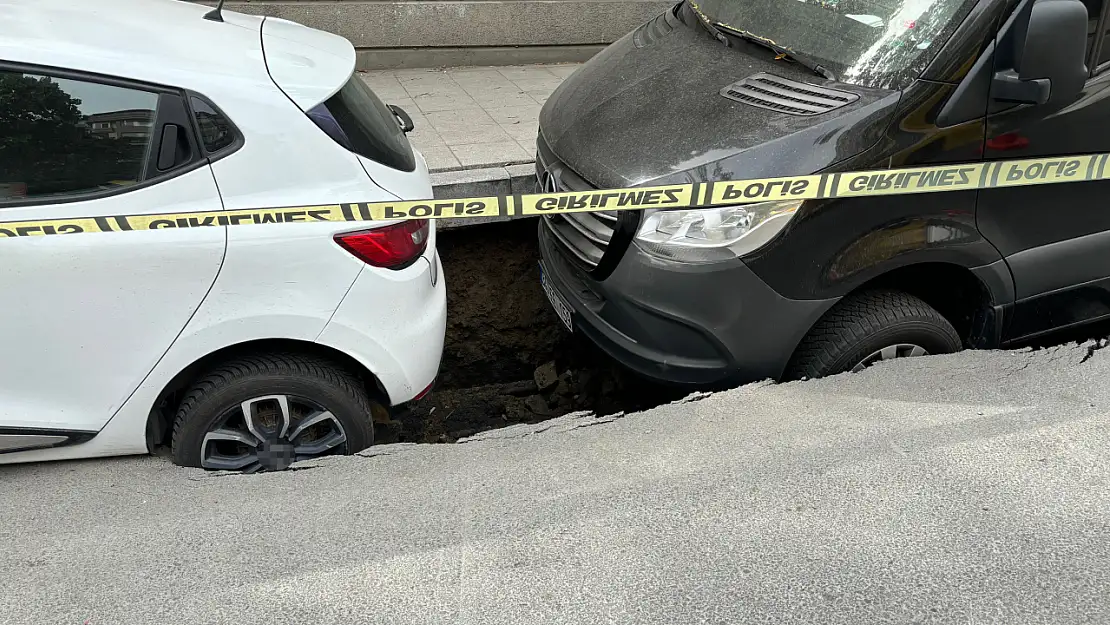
[{"x1": 378, "y1": 218, "x2": 685, "y2": 444}]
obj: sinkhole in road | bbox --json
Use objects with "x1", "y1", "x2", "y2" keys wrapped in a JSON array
[
  {"x1": 380, "y1": 218, "x2": 687, "y2": 444},
  {"x1": 379, "y1": 218, "x2": 1110, "y2": 445},
  {"x1": 134, "y1": 216, "x2": 1110, "y2": 464}
]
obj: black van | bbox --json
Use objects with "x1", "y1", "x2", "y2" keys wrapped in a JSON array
[{"x1": 535, "y1": 0, "x2": 1099, "y2": 387}]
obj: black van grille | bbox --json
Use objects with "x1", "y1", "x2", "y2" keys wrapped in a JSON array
[
  {"x1": 536, "y1": 138, "x2": 623, "y2": 272},
  {"x1": 538, "y1": 167, "x2": 617, "y2": 269},
  {"x1": 720, "y1": 73, "x2": 858, "y2": 116},
  {"x1": 546, "y1": 209, "x2": 618, "y2": 268}
]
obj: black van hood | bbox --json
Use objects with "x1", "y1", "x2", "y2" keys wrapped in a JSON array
[{"x1": 538, "y1": 10, "x2": 901, "y2": 189}]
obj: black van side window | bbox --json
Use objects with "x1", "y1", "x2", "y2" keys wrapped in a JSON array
[
  {"x1": 1082, "y1": 0, "x2": 1102, "y2": 58},
  {"x1": 1084, "y1": 0, "x2": 1110, "y2": 69}
]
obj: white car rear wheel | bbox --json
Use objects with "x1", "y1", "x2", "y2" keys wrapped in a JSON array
[{"x1": 170, "y1": 353, "x2": 377, "y2": 472}]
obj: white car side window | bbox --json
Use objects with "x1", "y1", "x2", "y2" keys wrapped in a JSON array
[{"x1": 0, "y1": 70, "x2": 160, "y2": 204}]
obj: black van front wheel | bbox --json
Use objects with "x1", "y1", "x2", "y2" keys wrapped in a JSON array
[{"x1": 785, "y1": 290, "x2": 963, "y2": 381}]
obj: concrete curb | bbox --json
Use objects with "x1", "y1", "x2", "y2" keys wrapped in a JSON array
[
  {"x1": 432, "y1": 163, "x2": 538, "y2": 230},
  {"x1": 359, "y1": 45, "x2": 605, "y2": 71}
]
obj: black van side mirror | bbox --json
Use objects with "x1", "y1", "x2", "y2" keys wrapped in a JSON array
[{"x1": 992, "y1": 0, "x2": 1088, "y2": 106}]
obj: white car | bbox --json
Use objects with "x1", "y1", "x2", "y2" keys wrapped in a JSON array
[{"x1": 0, "y1": 0, "x2": 446, "y2": 472}]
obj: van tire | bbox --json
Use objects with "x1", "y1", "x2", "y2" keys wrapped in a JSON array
[
  {"x1": 785, "y1": 289, "x2": 962, "y2": 381},
  {"x1": 171, "y1": 353, "x2": 377, "y2": 471}
]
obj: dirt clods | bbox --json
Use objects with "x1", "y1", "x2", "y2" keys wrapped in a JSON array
[{"x1": 534, "y1": 361, "x2": 559, "y2": 392}]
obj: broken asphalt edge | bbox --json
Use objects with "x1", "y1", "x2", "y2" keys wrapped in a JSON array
[{"x1": 187, "y1": 338, "x2": 1110, "y2": 478}]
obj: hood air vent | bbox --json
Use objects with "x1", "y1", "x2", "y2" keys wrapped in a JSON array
[{"x1": 720, "y1": 73, "x2": 858, "y2": 116}]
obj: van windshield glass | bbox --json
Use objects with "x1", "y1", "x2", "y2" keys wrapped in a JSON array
[{"x1": 691, "y1": 0, "x2": 979, "y2": 89}]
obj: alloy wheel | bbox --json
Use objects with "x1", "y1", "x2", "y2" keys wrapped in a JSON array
[
  {"x1": 850, "y1": 343, "x2": 929, "y2": 373},
  {"x1": 200, "y1": 394, "x2": 348, "y2": 473}
]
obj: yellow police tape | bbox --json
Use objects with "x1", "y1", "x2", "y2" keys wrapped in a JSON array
[{"x1": 1, "y1": 153, "x2": 1105, "y2": 238}]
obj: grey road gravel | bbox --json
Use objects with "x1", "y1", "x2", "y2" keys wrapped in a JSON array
[{"x1": 2, "y1": 342, "x2": 1109, "y2": 624}]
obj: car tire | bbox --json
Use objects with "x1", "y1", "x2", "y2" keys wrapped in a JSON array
[
  {"x1": 785, "y1": 289, "x2": 963, "y2": 381},
  {"x1": 171, "y1": 353, "x2": 378, "y2": 472}
]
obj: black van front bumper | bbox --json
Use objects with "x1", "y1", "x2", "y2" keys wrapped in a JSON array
[{"x1": 538, "y1": 219, "x2": 838, "y2": 387}]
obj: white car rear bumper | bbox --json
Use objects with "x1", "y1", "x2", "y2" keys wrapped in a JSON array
[{"x1": 317, "y1": 244, "x2": 446, "y2": 406}]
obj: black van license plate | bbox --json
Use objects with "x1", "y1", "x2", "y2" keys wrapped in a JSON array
[{"x1": 539, "y1": 262, "x2": 573, "y2": 332}]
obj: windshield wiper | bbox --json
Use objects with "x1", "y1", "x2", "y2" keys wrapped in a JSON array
[
  {"x1": 690, "y1": 3, "x2": 733, "y2": 48},
  {"x1": 717, "y1": 25, "x2": 838, "y2": 81}
]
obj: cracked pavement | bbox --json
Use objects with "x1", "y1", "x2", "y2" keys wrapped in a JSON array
[{"x1": 3, "y1": 342, "x2": 1110, "y2": 624}]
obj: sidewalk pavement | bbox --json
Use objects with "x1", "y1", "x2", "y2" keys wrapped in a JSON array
[{"x1": 359, "y1": 64, "x2": 582, "y2": 227}]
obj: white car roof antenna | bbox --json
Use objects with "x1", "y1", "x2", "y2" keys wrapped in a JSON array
[{"x1": 203, "y1": 0, "x2": 227, "y2": 22}]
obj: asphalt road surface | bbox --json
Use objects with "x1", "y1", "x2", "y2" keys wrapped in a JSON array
[{"x1": 3, "y1": 342, "x2": 1109, "y2": 624}]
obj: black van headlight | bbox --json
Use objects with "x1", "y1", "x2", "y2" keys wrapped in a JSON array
[{"x1": 633, "y1": 199, "x2": 802, "y2": 263}]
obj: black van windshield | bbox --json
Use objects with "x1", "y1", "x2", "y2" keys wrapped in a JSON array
[{"x1": 691, "y1": 0, "x2": 979, "y2": 89}]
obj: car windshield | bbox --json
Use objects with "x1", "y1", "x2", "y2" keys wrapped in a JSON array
[{"x1": 691, "y1": 0, "x2": 980, "y2": 89}]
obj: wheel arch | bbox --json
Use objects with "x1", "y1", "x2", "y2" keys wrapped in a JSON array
[
  {"x1": 801, "y1": 261, "x2": 1001, "y2": 352},
  {"x1": 853, "y1": 261, "x2": 1000, "y2": 348},
  {"x1": 781, "y1": 260, "x2": 1003, "y2": 376},
  {"x1": 779, "y1": 261, "x2": 1001, "y2": 380},
  {"x1": 144, "y1": 338, "x2": 391, "y2": 452}
]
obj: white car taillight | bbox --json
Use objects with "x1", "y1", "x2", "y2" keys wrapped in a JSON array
[{"x1": 334, "y1": 220, "x2": 429, "y2": 269}]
